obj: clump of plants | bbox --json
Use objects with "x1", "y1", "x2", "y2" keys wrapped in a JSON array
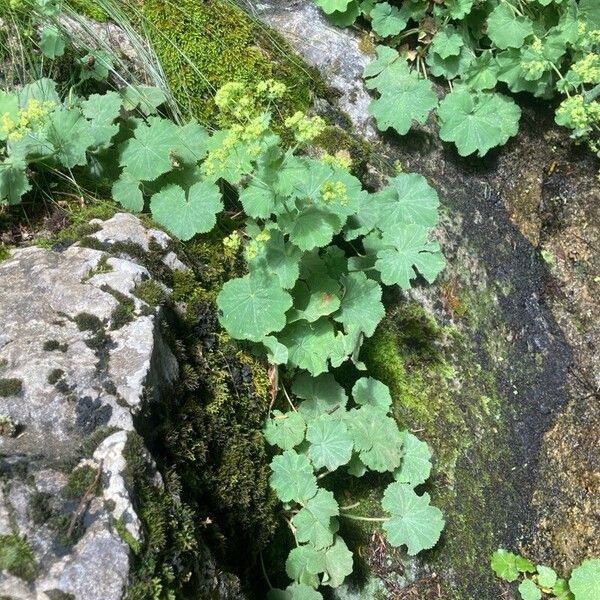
[
  {"x1": 313, "y1": 0, "x2": 600, "y2": 158},
  {"x1": 492, "y1": 550, "x2": 600, "y2": 600}
]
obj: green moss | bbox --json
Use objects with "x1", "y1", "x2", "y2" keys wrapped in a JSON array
[
  {"x1": 47, "y1": 369, "x2": 65, "y2": 385},
  {"x1": 0, "y1": 378, "x2": 22, "y2": 397},
  {"x1": 0, "y1": 414, "x2": 18, "y2": 437},
  {"x1": 66, "y1": 0, "x2": 109, "y2": 21},
  {"x1": 315, "y1": 125, "x2": 373, "y2": 174},
  {"x1": 114, "y1": 517, "x2": 141, "y2": 554},
  {"x1": 357, "y1": 302, "x2": 514, "y2": 599},
  {"x1": 133, "y1": 279, "x2": 167, "y2": 306},
  {"x1": 79, "y1": 425, "x2": 120, "y2": 458},
  {"x1": 64, "y1": 465, "x2": 100, "y2": 499},
  {"x1": 43, "y1": 340, "x2": 68, "y2": 352},
  {"x1": 74, "y1": 312, "x2": 104, "y2": 332},
  {"x1": 29, "y1": 492, "x2": 54, "y2": 526},
  {"x1": 134, "y1": 0, "x2": 323, "y2": 124},
  {"x1": 0, "y1": 244, "x2": 10, "y2": 261},
  {"x1": 0, "y1": 535, "x2": 37, "y2": 581}
]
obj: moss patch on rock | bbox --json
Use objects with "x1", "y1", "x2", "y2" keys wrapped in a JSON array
[
  {"x1": 131, "y1": 0, "x2": 324, "y2": 124},
  {"x1": 0, "y1": 534, "x2": 37, "y2": 581}
]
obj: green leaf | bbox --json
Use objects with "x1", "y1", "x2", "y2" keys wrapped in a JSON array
[
  {"x1": 119, "y1": 116, "x2": 179, "y2": 181},
  {"x1": 552, "y1": 578, "x2": 573, "y2": 600},
  {"x1": 537, "y1": 565, "x2": 557, "y2": 589},
  {"x1": 18, "y1": 78, "x2": 59, "y2": 107},
  {"x1": 306, "y1": 414, "x2": 353, "y2": 470},
  {"x1": 426, "y1": 46, "x2": 473, "y2": 80},
  {"x1": 78, "y1": 50, "x2": 113, "y2": 82},
  {"x1": 36, "y1": 0, "x2": 62, "y2": 16},
  {"x1": 217, "y1": 273, "x2": 293, "y2": 342},
  {"x1": 580, "y1": 0, "x2": 600, "y2": 28},
  {"x1": 265, "y1": 410, "x2": 306, "y2": 451},
  {"x1": 327, "y1": 1, "x2": 360, "y2": 27},
  {"x1": 364, "y1": 46, "x2": 412, "y2": 92},
  {"x1": 173, "y1": 120, "x2": 209, "y2": 164},
  {"x1": 291, "y1": 278, "x2": 342, "y2": 324},
  {"x1": 239, "y1": 179, "x2": 277, "y2": 219},
  {"x1": 112, "y1": 172, "x2": 144, "y2": 212},
  {"x1": 285, "y1": 546, "x2": 322, "y2": 587},
  {"x1": 375, "y1": 225, "x2": 445, "y2": 288},
  {"x1": 287, "y1": 583, "x2": 323, "y2": 600},
  {"x1": 491, "y1": 549, "x2": 519, "y2": 582},
  {"x1": 352, "y1": 377, "x2": 392, "y2": 411},
  {"x1": 278, "y1": 319, "x2": 336, "y2": 376},
  {"x1": 430, "y1": 28, "x2": 464, "y2": 59},
  {"x1": 45, "y1": 108, "x2": 95, "y2": 168},
  {"x1": 321, "y1": 537, "x2": 353, "y2": 588},
  {"x1": 440, "y1": 0, "x2": 474, "y2": 19},
  {"x1": 382, "y1": 482, "x2": 444, "y2": 555},
  {"x1": 370, "y1": 2, "x2": 408, "y2": 38},
  {"x1": 333, "y1": 272, "x2": 384, "y2": 338},
  {"x1": 569, "y1": 559, "x2": 600, "y2": 600},
  {"x1": 263, "y1": 335, "x2": 289, "y2": 365},
  {"x1": 150, "y1": 180, "x2": 223, "y2": 240},
  {"x1": 394, "y1": 431, "x2": 432, "y2": 487},
  {"x1": 292, "y1": 489, "x2": 339, "y2": 549},
  {"x1": 279, "y1": 207, "x2": 341, "y2": 252},
  {"x1": 120, "y1": 85, "x2": 166, "y2": 115},
  {"x1": 314, "y1": 0, "x2": 353, "y2": 14},
  {"x1": 40, "y1": 25, "x2": 65, "y2": 59},
  {"x1": 293, "y1": 373, "x2": 348, "y2": 422},
  {"x1": 518, "y1": 579, "x2": 541, "y2": 600},
  {"x1": 368, "y1": 77, "x2": 438, "y2": 135},
  {"x1": 0, "y1": 157, "x2": 31, "y2": 205},
  {"x1": 487, "y1": 3, "x2": 534, "y2": 50},
  {"x1": 347, "y1": 453, "x2": 367, "y2": 477},
  {"x1": 249, "y1": 228, "x2": 302, "y2": 289},
  {"x1": 270, "y1": 450, "x2": 318, "y2": 504},
  {"x1": 345, "y1": 405, "x2": 403, "y2": 472},
  {"x1": 81, "y1": 91, "x2": 122, "y2": 148},
  {"x1": 516, "y1": 556, "x2": 536, "y2": 574},
  {"x1": 437, "y1": 90, "x2": 521, "y2": 157},
  {"x1": 460, "y1": 50, "x2": 499, "y2": 91}
]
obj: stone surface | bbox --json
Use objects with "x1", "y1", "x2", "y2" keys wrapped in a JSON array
[{"x1": 0, "y1": 214, "x2": 240, "y2": 599}]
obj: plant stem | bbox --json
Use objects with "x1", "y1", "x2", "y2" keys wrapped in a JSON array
[{"x1": 340, "y1": 514, "x2": 387, "y2": 522}]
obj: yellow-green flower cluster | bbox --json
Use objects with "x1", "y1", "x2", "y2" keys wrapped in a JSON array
[
  {"x1": 255, "y1": 80, "x2": 287, "y2": 101},
  {"x1": 320, "y1": 180, "x2": 349, "y2": 206},
  {"x1": 321, "y1": 151, "x2": 352, "y2": 170},
  {"x1": 0, "y1": 99, "x2": 55, "y2": 141},
  {"x1": 577, "y1": 22, "x2": 600, "y2": 46},
  {"x1": 521, "y1": 37, "x2": 547, "y2": 80},
  {"x1": 571, "y1": 53, "x2": 600, "y2": 84},
  {"x1": 214, "y1": 82, "x2": 255, "y2": 121},
  {"x1": 284, "y1": 111, "x2": 326, "y2": 143},
  {"x1": 555, "y1": 95, "x2": 600, "y2": 131},
  {"x1": 223, "y1": 231, "x2": 241, "y2": 257}
]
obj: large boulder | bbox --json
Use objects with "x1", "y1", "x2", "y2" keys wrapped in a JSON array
[{"x1": 0, "y1": 213, "x2": 240, "y2": 600}]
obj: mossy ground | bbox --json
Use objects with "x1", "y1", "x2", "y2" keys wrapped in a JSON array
[{"x1": 129, "y1": 0, "x2": 325, "y2": 125}]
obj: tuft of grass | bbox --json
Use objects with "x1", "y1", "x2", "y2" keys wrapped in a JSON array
[{"x1": 0, "y1": 378, "x2": 23, "y2": 397}]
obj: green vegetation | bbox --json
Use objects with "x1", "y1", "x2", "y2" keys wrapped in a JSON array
[
  {"x1": 0, "y1": 377, "x2": 23, "y2": 396},
  {"x1": 492, "y1": 550, "x2": 600, "y2": 600},
  {"x1": 0, "y1": 534, "x2": 37, "y2": 581},
  {"x1": 64, "y1": 464, "x2": 101, "y2": 499},
  {"x1": 314, "y1": 0, "x2": 600, "y2": 159}
]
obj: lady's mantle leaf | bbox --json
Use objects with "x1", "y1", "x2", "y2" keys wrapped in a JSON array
[
  {"x1": 322, "y1": 537, "x2": 353, "y2": 588},
  {"x1": 491, "y1": 549, "x2": 519, "y2": 582},
  {"x1": 363, "y1": 46, "x2": 412, "y2": 92},
  {"x1": 45, "y1": 109, "x2": 95, "y2": 168},
  {"x1": 430, "y1": 28, "x2": 464, "y2": 59},
  {"x1": 569, "y1": 559, "x2": 600, "y2": 600},
  {"x1": 40, "y1": 25, "x2": 66, "y2": 59},
  {"x1": 437, "y1": 89, "x2": 521, "y2": 157},
  {"x1": 112, "y1": 172, "x2": 143, "y2": 212},
  {"x1": 291, "y1": 489, "x2": 339, "y2": 549},
  {"x1": 382, "y1": 482, "x2": 444, "y2": 554},
  {"x1": 375, "y1": 225, "x2": 445, "y2": 288},
  {"x1": 487, "y1": 3, "x2": 533, "y2": 50},
  {"x1": 278, "y1": 319, "x2": 336, "y2": 376},
  {"x1": 518, "y1": 579, "x2": 541, "y2": 600},
  {"x1": 327, "y1": 1, "x2": 360, "y2": 27},
  {"x1": 306, "y1": 414, "x2": 353, "y2": 470},
  {"x1": 314, "y1": 0, "x2": 353, "y2": 14},
  {"x1": 217, "y1": 272, "x2": 293, "y2": 342},
  {"x1": 394, "y1": 431, "x2": 432, "y2": 486},
  {"x1": 270, "y1": 450, "x2": 318, "y2": 503},
  {"x1": 264, "y1": 410, "x2": 306, "y2": 451},
  {"x1": 352, "y1": 377, "x2": 392, "y2": 411},
  {"x1": 81, "y1": 91, "x2": 122, "y2": 148},
  {"x1": 293, "y1": 372, "x2": 348, "y2": 421},
  {"x1": 368, "y1": 77, "x2": 438, "y2": 135},
  {"x1": 537, "y1": 565, "x2": 557, "y2": 589},
  {"x1": 150, "y1": 180, "x2": 223, "y2": 241},
  {"x1": 370, "y1": 2, "x2": 408, "y2": 38},
  {"x1": 0, "y1": 158, "x2": 31, "y2": 205}
]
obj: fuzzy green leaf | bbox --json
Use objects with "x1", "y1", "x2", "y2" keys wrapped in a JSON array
[
  {"x1": 287, "y1": 584, "x2": 323, "y2": 600},
  {"x1": 306, "y1": 414, "x2": 353, "y2": 470},
  {"x1": 370, "y1": 2, "x2": 408, "y2": 38},
  {"x1": 368, "y1": 77, "x2": 438, "y2": 135},
  {"x1": 375, "y1": 225, "x2": 445, "y2": 288},
  {"x1": 81, "y1": 91, "x2": 122, "y2": 148},
  {"x1": 487, "y1": 4, "x2": 533, "y2": 50},
  {"x1": 0, "y1": 157, "x2": 31, "y2": 205},
  {"x1": 292, "y1": 489, "x2": 339, "y2": 549},
  {"x1": 352, "y1": 377, "x2": 392, "y2": 411},
  {"x1": 270, "y1": 450, "x2": 318, "y2": 504},
  {"x1": 217, "y1": 272, "x2": 293, "y2": 342},
  {"x1": 278, "y1": 319, "x2": 336, "y2": 376},
  {"x1": 265, "y1": 410, "x2": 307, "y2": 451},
  {"x1": 363, "y1": 46, "x2": 412, "y2": 92},
  {"x1": 327, "y1": 1, "x2": 360, "y2": 26},
  {"x1": 333, "y1": 272, "x2": 384, "y2": 338},
  {"x1": 173, "y1": 120, "x2": 209, "y2": 164},
  {"x1": 314, "y1": 0, "x2": 353, "y2": 14},
  {"x1": 322, "y1": 537, "x2": 353, "y2": 588},
  {"x1": 394, "y1": 432, "x2": 432, "y2": 487},
  {"x1": 285, "y1": 546, "x2": 322, "y2": 587},
  {"x1": 569, "y1": 559, "x2": 600, "y2": 600},
  {"x1": 150, "y1": 180, "x2": 223, "y2": 240},
  {"x1": 120, "y1": 85, "x2": 166, "y2": 115},
  {"x1": 537, "y1": 566, "x2": 557, "y2": 589},
  {"x1": 119, "y1": 117, "x2": 179, "y2": 181},
  {"x1": 438, "y1": 90, "x2": 521, "y2": 157},
  {"x1": 45, "y1": 108, "x2": 95, "y2": 168},
  {"x1": 430, "y1": 28, "x2": 464, "y2": 59},
  {"x1": 279, "y1": 207, "x2": 341, "y2": 252},
  {"x1": 516, "y1": 556, "x2": 536, "y2": 573},
  {"x1": 293, "y1": 373, "x2": 348, "y2": 422},
  {"x1": 491, "y1": 549, "x2": 520, "y2": 582},
  {"x1": 382, "y1": 482, "x2": 444, "y2": 554},
  {"x1": 519, "y1": 579, "x2": 541, "y2": 600},
  {"x1": 40, "y1": 25, "x2": 65, "y2": 59},
  {"x1": 18, "y1": 78, "x2": 59, "y2": 107},
  {"x1": 112, "y1": 172, "x2": 144, "y2": 212},
  {"x1": 249, "y1": 228, "x2": 302, "y2": 289}
]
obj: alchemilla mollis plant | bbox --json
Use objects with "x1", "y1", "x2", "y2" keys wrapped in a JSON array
[
  {"x1": 1, "y1": 71, "x2": 446, "y2": 597},
  {"x1": 313, "y1": 0, "x2": 600, "y2": 159},
  {"x1": 492, "y1": 550, "x2": 600, "y2": 600}
]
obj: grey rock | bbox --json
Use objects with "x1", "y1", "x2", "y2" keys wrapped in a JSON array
[{"x1": 0, "y1": 215, "x2": 179, "y2": 600}]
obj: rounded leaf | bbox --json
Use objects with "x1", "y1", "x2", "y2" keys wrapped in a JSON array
[{"x1": 270, "y1": 450, "x2": 318, "y2": 504}]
